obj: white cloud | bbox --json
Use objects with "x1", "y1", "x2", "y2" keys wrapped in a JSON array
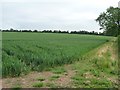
[{"x1": 1, "y1": 0, "x2": 119, "y2": 32}]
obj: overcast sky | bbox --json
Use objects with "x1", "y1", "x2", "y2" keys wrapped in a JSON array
[{"x1": 0, "y1": 0, "x2": 119, "y2": 32}]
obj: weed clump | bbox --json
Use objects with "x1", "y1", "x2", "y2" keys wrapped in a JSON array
[{"x1": 32, "y1": 82, "x2": 43, "y2": 87}]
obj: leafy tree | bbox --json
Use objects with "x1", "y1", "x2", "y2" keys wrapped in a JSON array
[
  {"x1": 96, "y1": 7, "x2": 120, "y2": 36},
  {"x1": 9, "y1": 28, "x2": 14, "y2": 32}
]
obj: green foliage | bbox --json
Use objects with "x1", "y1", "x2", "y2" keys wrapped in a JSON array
[
  {"x1": 2, "y1": 55, "x2": 29, "y2": 77},
  {"x1": 89, "y1": 78, "x2": 112, "y2": 88},
  {"x1": 118, "y1": 36, "x2": 120, "y2": 77},
  {"x1": 72, "y1": 71, "x2": 117, "y2": 88},
  {"x1": 50, "y1": 75, "x2": 60, "y2": 80},
  {"x1": 2, "y1": 32, "x2": 112, "y2": 77},
  {"x1": 90, "y1": 69, "x2": 100, "y2": 77},
  {"x1": 12, "y1": 86, "x2": 22, "y2": 90},
  {"x1": 32, "y1": 82, "x2": 43, "y2": 87},
  {"x1": 45, "y1": 83, "x2": 57, "y2": 88},
  {"x1": 92, "y1": 57, "x2": 118, "y2": 75},
  {"x1": 37, "y1": 77, "x2": 45, "y2": 81},
  {"x1": 51, "y1": 75, "x2": 60, "y2": 79},
  {"x1": 96, "y1": 7, "x2": 120, "y2": 36},
  {"x1": 71, "y1": 39, "x2": 118, "y2": 88},
  {"x1": 118, "y1": 36, "x2": 120, "y2": 57},
  {"x1": 51, "y1": 67, "x2": 66, "y2": 74}
]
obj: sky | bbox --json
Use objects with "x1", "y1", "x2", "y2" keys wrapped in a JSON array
[{"x1": 0, "y1": 0, "x2": 119, "y2": 32}]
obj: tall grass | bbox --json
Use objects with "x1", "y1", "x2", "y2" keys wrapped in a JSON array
[
  {"x1": 118, "y1": 35, "x2": 120, "y2": 84},
  {"x1": 92, "y1": 39, "x2": 118, "y2": 75},
  {"x1": 118, "y1": 35, "x2": 120, "y2": 58},
  {"x1": 2, "y1": 32, "x2": 112, "y2": 77},
  {"x1": 92, "y1": 57, "x2": 118, "y2": 75}
]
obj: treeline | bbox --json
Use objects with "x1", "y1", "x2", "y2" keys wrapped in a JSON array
[{"x1": 1, "y1": 28, "x2": 104, "y2": 35}]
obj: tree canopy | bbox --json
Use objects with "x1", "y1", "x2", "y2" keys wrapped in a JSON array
[{"x1": 96, "y1": 6, "x2": 120, "y2": 36}]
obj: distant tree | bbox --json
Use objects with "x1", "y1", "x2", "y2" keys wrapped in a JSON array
[
  {"x1": 42, "y1": 30, "x2": 52, "y2": 33},
  {"x1": 33, "y1": 30, "x2": 38, "y2": 32},
  {"x1": 60, "y1": 31, "x2": 69, "y2": 33},
  {"x1": 28, "y1": 30, "x2": 32, "y2": 32},
  {"x1": 53, "y1": 30, "x2": 59, "y2": 33},
  {"x1": 99, "y1": 32, "x2": 104, "y2": 35},
  {"x1": 10, "y1": 28, "x2": 14, "y2": 32},
  {"x1": 96, "y1": 6, "x2": 120, "y2": 36},
  {"x1": 8, "y1": 28, "x2": 20, "y2": 32}
]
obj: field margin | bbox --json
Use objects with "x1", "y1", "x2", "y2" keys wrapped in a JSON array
[{"x1": 0, "y1": 31, "x2": 2, "y2": 89}]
